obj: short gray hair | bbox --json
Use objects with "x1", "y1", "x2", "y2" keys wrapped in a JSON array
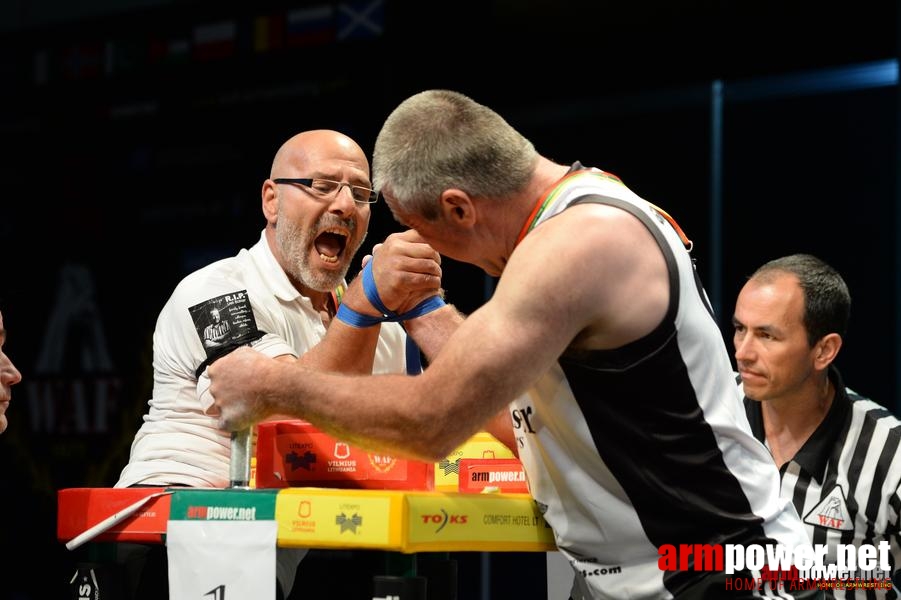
[{"x1": 373, "y1": 89, "x2": 538, "y2": 220}]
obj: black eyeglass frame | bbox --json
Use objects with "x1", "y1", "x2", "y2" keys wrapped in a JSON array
[{"x1": 272, "y1": 177, "x2": 378, "y2": 204}]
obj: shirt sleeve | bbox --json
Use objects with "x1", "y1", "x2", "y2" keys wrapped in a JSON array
[{"x1": 196, "y1": 332, "x2": 296, "y2": 414}]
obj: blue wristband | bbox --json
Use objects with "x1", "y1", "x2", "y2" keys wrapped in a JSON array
[
  {"x1": 335, "y1": 303, "x2": 385, "y2": 328},
  {"x1": 340, "y1": 258, "x2": 448, "y2": 374},
  {"x1": 357, "y1": 259, "x2": 446, "y2": 322},
  {"x1": 401, "y1": 295, "x2": 446, "y2": 319},
  {"x1": 362, "y1": 260, "x2": 396, "y2": 317},
  {"x1": 335, "y1": 295, "x2": 446, "y2": 328}
]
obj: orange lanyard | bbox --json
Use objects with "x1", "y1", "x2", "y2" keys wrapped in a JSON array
[
  {"x1": 330, "y1": 283, "x2": 346, "y2": 311},
  {"x1": 515, "y1": 169, "x2": 692, "y2": 251}
]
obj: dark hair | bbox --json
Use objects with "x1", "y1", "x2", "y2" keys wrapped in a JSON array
[{"x1": 749, "y1": 253, "x2": 851, "y2": 347}]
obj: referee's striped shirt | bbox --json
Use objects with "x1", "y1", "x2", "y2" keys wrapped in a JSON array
[{"x1": 744, "y1": 366, "x2": 901, "y2": 599}]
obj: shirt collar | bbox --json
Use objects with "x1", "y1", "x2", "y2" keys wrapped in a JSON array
[{"x1": 744, "y1": 365, "x2": 851, "y2": 483}]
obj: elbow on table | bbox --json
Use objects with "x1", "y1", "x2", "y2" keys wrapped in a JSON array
[{"x1": 403, "y1": 428, "x2": 471, "y2": 463}]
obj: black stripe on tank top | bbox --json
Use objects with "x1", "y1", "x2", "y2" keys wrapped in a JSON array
[{"x1": 561, "y1": 195, "x2": 774, "y2": 595}]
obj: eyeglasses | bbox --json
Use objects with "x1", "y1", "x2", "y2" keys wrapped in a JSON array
[{"x1": 273, "y1": 178, "x2": 378, "y2": 204}]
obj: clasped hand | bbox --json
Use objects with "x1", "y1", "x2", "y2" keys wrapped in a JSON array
[
  {"x1": 356, "y1": 229, "x2": 443, "y2": 316},
  {"x1": 208, "y1": 229, "x2": 444, "y2": 432}
]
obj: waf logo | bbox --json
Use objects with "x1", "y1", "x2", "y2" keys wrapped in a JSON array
[
  {"x1": 804, "y1": 485, "x2": 853, "y2": 531},
  {"x1": 368, "y1": 453, "x2": 398, "y2": 473},
  {"x1": 421, "y1": 508, "x2": 468, "y2": 532}
]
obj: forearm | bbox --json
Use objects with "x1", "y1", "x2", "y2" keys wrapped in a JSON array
[
  {"x1": 264, "y1": 362, "x2": 464, "y2": 461},
  {"x1": 403, "y1": 303, "x2": 464, "y2": 362},
  {"x1": 296, "y1": 276, "x2": 384, "y2": 374},
  {"x1": 297, "y1": 320, "x2": 381, "y2": 375}
]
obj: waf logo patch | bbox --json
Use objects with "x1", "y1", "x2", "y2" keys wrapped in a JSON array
[
  {"x1": 803, "y1": 485, "x2": 853, "y2": 531},
  {"x1": 368, "y1": 453, "x2": 398, "y2": 473}
]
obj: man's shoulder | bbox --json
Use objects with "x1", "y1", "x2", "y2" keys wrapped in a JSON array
[
  {"x1": 152, "y1": 254, "x2": 257, "y2": 330},
  {"x1": 847, "y1": 390, "x2": 901, "y2": 431},
  {"x1": 168, "y1": 251, "x2": 256, "y2": 300}
]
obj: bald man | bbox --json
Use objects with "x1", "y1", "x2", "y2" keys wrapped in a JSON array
[{"x1": 115, "y1": 130, "x2": 456, "y2": 598}]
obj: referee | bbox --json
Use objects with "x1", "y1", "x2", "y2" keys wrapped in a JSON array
[{"x1": 732, "y1": 253, "x2": 901, "y2": 598}]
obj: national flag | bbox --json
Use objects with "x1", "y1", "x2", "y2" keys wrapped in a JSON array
[
  {"x1": 286, "y1": 5, "x2": 335, "y2": 47},
  {"x1": 337, "y1": 0, "x2": 385, "y2": 41},
  {"x1": 252, "y1": 13, "x2": 285, "y2": 53},
  {"x1": 104, "y1": 38, "x2": 145, "y2": 76},
  {"x1": 62, "y1": 42, "x2": 103, "y2": 80},
  {"x1": 193, "y1": 20, "x2": 237, "y2": 61},
  {"x1": 148, "y1": 35, "x2": 190, "y2": 65}
]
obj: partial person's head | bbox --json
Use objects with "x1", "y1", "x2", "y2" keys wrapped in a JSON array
[
  {"x1": 732, "y1": 253, "x2": 850, "y2": 403},
  {"x1": 0, "y1": 308, "x2": 23, "y2": 434},
  {"x1": 210, "y1": 308, "x2": 221, "y2": 322},
  {"x1": 262, "y1": 129, "x2": 374, "y2": 294},
  {"x1": 372, "y1": 90, "x2": 538, "y2": 263}
]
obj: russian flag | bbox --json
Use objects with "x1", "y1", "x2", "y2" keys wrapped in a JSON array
[
  {"x1": 252, "y1": 13, "x2": 286, "y2": 53},
  {"x1": 193, "y1": 20, "x2": 237, "y2": 61},
  {"x1": 286, "y1": 5, "x2": 335, "y2": 47},
  {"x1": 148, "y1": 36, "x2": 190, "y2": 65},
  {"x1": 63, "y1": 42, "x2": 103, "y2": 80}
]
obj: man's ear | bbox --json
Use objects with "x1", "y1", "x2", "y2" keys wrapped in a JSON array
[
  {"x1": 438, "y1": 188, "x2": 475, "y2": 227},
  {"x1": 814, "y1": 333, "x2": 842, "y2": 369},
  {"x1": 262, "y1": 179, "x2": 279, "y2": 224}
]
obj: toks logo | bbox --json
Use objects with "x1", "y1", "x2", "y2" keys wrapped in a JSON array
[{"x1": 421, "y1": 508, "x2": 468, "y2": 532}]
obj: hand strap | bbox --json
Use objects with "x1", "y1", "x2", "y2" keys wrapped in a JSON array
[
  {"x1": 335, "y1": 260, "x2": 446, "y2": 374},
  {"x1": 335, "y1": 295, "x2": 446, "y2": 328}
]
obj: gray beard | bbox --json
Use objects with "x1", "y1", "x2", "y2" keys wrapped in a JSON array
[{"x1": 274, "y1": 213, "x2": 365, "y2": 293}]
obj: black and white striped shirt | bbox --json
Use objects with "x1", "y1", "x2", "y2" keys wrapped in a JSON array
[{"x1": 744, "y1": 366, "x2": 901, "y2": 599}]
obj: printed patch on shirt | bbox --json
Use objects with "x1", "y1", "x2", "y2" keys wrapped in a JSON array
[
  {"x1": 803, "y1": 484, "x2": 853, "y2": 531},
  {"x1": 189, "y1": 291, "x2": 259, "y2": 359}
]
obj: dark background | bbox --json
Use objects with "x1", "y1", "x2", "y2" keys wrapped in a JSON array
[{"x1": 0, "y1": 1, "x2": 898, "y2": 598}]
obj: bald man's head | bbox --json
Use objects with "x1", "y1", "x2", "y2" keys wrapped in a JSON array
[{"x1": 270, "y1": 130, "x2": 369, "y2": 179}]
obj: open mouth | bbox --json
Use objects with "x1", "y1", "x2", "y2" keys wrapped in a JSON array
[{"x1": 314, "y1": 228, "x2": 348, "y2": 264}]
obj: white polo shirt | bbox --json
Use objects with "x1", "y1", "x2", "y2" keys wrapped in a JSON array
[{"x1": 116, "y1": 230, "x2": 407, "y2": 488}]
